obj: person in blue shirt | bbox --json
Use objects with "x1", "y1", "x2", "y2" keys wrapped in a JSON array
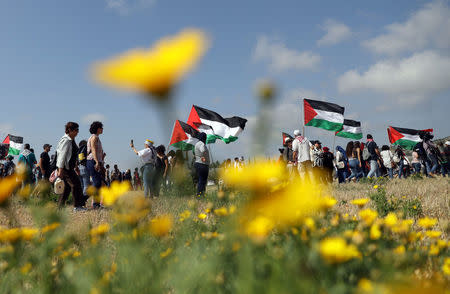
[{"x1": 18, "y1": 143, "x2": 37, "y2": 185}]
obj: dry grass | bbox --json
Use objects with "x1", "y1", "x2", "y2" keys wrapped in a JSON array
[{"x1": 1, "y1": 177, "x2": 448, "y2": 238}]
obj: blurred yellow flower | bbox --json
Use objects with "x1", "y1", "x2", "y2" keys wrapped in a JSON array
[
  {"x1": 357, "y1": 278, "x2": 374, "y2": 292},
  {"x1": 417, "y1": 217, "x2": 437, "y2": 229},
  {"x1": 391, "y1": 219, "x2": 413, "y2": 234},
  {"x1": 351, "y1": 198, "x2": 370, "y2": 208},
  {"x1": 359, "y1": 209, "x2": 378, "y2": 226},
  {"x1": 425, "y1": 230, "x2": 442, "y2": 239},
  {"x1": 393, "y1": 245, "x2": 406, "y2": 255},
  {"x1": 20, "y1": 263, "x2": 32, "y2": 275},
  {"x1": 429, "y1": 244, "x2": 440, "y2": 256},
  {"x1": 179, "y1": 210, "x2": 191, "y2": 221},
  {"x1": 370, "y1": 224, "x2": 381, "y2": 240},
  {"x1": 198, "y1": 213, "x2": 207, "y2": 220},
  {"x1": 0, "y1": 228, "x2": 21, "y2": 243},
  {"x1": 373, "y1": 185, "x2": 378, "y2": 189},
  {"x1": 20, "y1": 228, "x2": 39, "y2": 241},
  {"x1": 100, "y1": 181, "x2": 131, "y2": 206},
  {"x1": 92, "y1": 29, "x2": 208, "y2": 98},
  {"x1": 256, "y1": 79, "x2": 276, "y2": 101},
  {"x1": 319, "y1": 237, "x2": 361, "y2": 264},
  {"x1": 303, "y1": 217, "x2": 316, "y2": 231},
  {"x1": 320, "y1": 197, "x2": 337, "y2": 211},
  {"x1": 443, "y1": 257, "x2": 450, "y2": 276},
  {"x1": 41, "y1": 222, "x2": 61, "y2": 234},
  {"x1": 17, "y1": 185, "x2": 32, "y2": 199},
  {"x1": 245, "y1": 216, "x2": 274, "y2": 243},
  {"x1": 220, "y1": 160, "x2": 286, "y2": 193},
  {"x1": 214, "y1": 207, "x2": 228, "y2": 216},
  {"x1": 0, "y1": 174, "x2": 22, "y2": 204},
  {"x1": 384, "y1": 213, "x2": 398, "y2": 228},
  {"x1": 89, "y1": 223, "x2": 110, "y2": 238},
  {"x1": 160, "y1": 248, "x2": 173, "y2": 259},
  {"x1": 150, "y1": 215, "x2": 173, "y2": 237}
]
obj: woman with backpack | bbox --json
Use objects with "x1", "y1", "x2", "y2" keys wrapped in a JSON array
[{"x1": 335, "y1": 146, "x2": 348, "y2": 184}]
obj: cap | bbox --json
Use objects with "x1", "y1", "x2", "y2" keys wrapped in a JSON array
[
  {"x1": 43, "y1": 144, "x2": 52, "y2": 149},
  {"x1": 293, "y1": 130, "x2": 301, "y2": 136},
  {"x1": 145, "y1": 139, "x2": 154, "y2": 145}
]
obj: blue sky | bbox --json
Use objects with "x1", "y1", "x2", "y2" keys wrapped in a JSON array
[{"x1": 1, "y1": 0, "x2": 449, "y2": 169}]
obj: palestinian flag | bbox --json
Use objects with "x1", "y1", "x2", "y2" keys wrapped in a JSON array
[
  {"x1": 187, "y1": 105, "x2": 247, "y2": 144},
  {"x1": 169, "y1": 120, "x2": 200, "y2": 151},
  {"x1": 282, "y1": 132, "x2": 293, "y2": 146},
  {"x1": 304, "y1": 99, "x2": 345, "y2": 132},
  {"x1": 387, "y1": 126, "x2": 433, "y2": 150},
  {"x1": 335, "y1": 119, "x2": 363, "y2": 140},
  {"x1": 2, "y1": 135, "x2": 23, "y2": 155}
]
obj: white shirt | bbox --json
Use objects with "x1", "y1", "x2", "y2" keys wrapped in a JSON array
[
  {"x1": 380, "y1": 150, "x2": 393, "y2": 167},
  {"x1": 292, "y1": 136, "x2": 312, "y2": 163},
  {"x1": 138, "y1": 147, "x2": 155, "y2": 164}
]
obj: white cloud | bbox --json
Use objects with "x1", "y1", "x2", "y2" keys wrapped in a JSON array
[
  {"x1": 253, "y1": 36, "x2": 321, "y2": 72},
  {"x1": 0, "y1": 123, "x2": 13, "y2": 140},
  {"x1": 337, "y1": 51, "x2": 450, "y2": 105},
  {"x1": 363, "y1": 1, "x2": 450, "y2": 55},
  {"x1": 81, "y1": 113, "x2": 107, "y2": 125},
  {"x1": 317, "y1": 19, "x2": 352, "y2": 46},
  {"x1": 106, "y1": 0, "x2": 156, "y2": 15}
]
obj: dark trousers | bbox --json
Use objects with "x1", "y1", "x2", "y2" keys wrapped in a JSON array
[
  {"x1": 59, "y1": 169, "x2": 85, "y2": 207},
  {"x1": 87, "y1": 160, "x2": 102, "y2": 205},
  {"x1": 194, "y1": 163, "x2": 209, "y2": 195}
]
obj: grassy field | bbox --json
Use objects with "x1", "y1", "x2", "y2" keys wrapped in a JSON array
[{"x1": 0, "y1": 174, "x2": 448, "y2": 293}]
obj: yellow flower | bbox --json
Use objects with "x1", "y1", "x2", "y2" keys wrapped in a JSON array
[
  {"x1": 92, "y1": 29, "x2": 209, "y2": 98},
  {"x1": 150, "y1": 215, "x2": 173, "y2": 237},
  {"x1": 393, "y1": 245, "x2": 406, "y2": 255},
  {"x1": 358, "y1": 278, "x2": 374, "y2": 293},
  {"x1": 20, "y1": 228, "x2": 39, "y2": 241},
  {"x1": 256, "y1": 79, "x2": 276, "y2": 101},
  {"x1": 245, "y1": 216, "x2": 274, "y2": 243},
  {"x1": 370, "y1": 224, "x2": 381, "y2": 240},
  {"x1": 0, "y1": 228, "x2": 21, "y2": 243},
  {"x1": 319, "y1": 237, "x2": 361, "y2": 264},
  {"x1": 198, "y1": 213, "x2": 207, "y2": 220},
  {"x1": 179, "y1": 210, "x2": 191, "y2": 221},
  {"x1": 391, "y1": 219, "x2": 413, "y2": 234},
  {"x1": 214, "y1": 207, "x2": 228, "y2": 216},
  {"x1": 160, "y1": 248, "x2": 173, "y2": 259},
  {"x1": 429, "y1": 244, "x2": 440, "y2": 256},
  {"x1": 99, "y1": 181, "x2": 131, "y2": 206},
  {"x1": 17, "y1": 185, "x2": 32, "y2": 199},
  {"x1": 359, "y1": 209, "x2": 378, "y2": 226},
  {"x1": 220, "y1": 160, "x2": 286, "y2": 193},
  {"x1": 351, "y1": 198, "x2": 370, "y2": 208},
  {"x1": 320, "y1": 197, "x2": 337, "y2": 211},
  {"x1": 89, "y1": 223, "x2": 110, "y2": 238},
  {"x1": 20, "y1": 263, "x2": 32, "y2": 275},
  {"x1": 0, "y1": 174, "x2": 22, "y2": 204},
  {"x1": 86, "y1": 185, "x2": 98, "y2": 197},
  {"x1": 41, "y1": 222, "x2": 61, "y2": 233},
  {"x1": 384, "y1": 212, "x2": 398, "y2": 228},
  {"x1": 228, "y1": 205, "x2": 236, "y2": 214},
  {"x1": 425, "y1": 230, "x2": 442, "y2": 239},
  {"x1": 303, "y1": 217, "x2": 316, "y2": 231},
  {"x1": 442, "y1": 258, "x2": 450, "y2": 276},
  {"x1": 373, "y1": 185, "x2": 378, "y2": 189},
  {"x1": 417, "y1": 217, "x2": 438, "y2": 229}
]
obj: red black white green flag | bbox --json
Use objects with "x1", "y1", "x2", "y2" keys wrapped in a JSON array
[
  {"x1": 282, "y1": 132, "x2": 293, "y2": 146},
  {"x1": 335, "y1": 119, "x2": 363, "y2": 140},
  {"x1": 2, "y1": 134, "x2": 23, "y2": 155},
  {"x1": 187, "y1": 105, "x2": 247, "y2": 144},
  {"x1": 169, "y1": 120, "x2": 200, "y2": 151},
  {"x1": 387, "y1": 126, "x2": 433, "y2": 150},
  {"x1": 303, "y1": 99, "x2": 345, "y2": 132}
]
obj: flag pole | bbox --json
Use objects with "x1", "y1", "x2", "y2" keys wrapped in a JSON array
[
  {"x1": 301, "y1": 98, "x2": 305, "y2": 137},
  {"x1": 332, "y1": 134, "x2": 336, "y2": 153}
]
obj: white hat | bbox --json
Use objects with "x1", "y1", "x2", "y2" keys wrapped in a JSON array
[
  {"x1": 284, "y1": 137, "x2": 292, "y2": 143},
  {"x1": 293, "y1": 130, "x2": 301, "y2": 136},
  {"x1": 54, "y1": 178, "x2": 65, "y2": 195},
  {"x1": 145, "y1": 139, "x2": 154, "y2": 146},
  {"x1": 445, "y1": 141, "x2": 450, "y2": 146}
]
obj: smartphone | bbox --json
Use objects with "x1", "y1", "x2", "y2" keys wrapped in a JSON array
[{"x1": 131, "y1": 139, "x2": 134, "y2": 145}]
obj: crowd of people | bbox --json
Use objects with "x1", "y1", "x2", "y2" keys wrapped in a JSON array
[
  {"x1": 0, "y1": 120, "x2": 213, "y2": 211},
  {"x1": 277, "y1": 130, "x2": 450, "y2": 183}
]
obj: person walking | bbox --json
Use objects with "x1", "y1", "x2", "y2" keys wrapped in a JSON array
[
  {"x1": 292, "y1": 130, "x2": 314, "y2": 182},
  {"x1": 335, "y1": 146, "x2": 348, "y2": 184},
  {"x1": 322, "y1": 147, "x2": 334, "y2": 184},
  {"x1": 394, "y1": 146, "x2": 407, "y2": 179},
  {"x1": 86, "y1": 121, "x2": 105, "y2": 209},
  {"x1": 18, "y1": 144, "x2": 37, "y2": 185},
  {"x1": 411, "y1": 150, "x2": 422, "y2": 174},
  {"x1": 38, "y1": 144, "x2": 52, "y2": 181},
  {"x1": 366, "y1": 134, "x2": 381, "y2": 178},
  {"x1": 133, "y1": 167, "x2": 141, "y2": 190},
  {"x1": 56, "y1": 122, "x2": 86, "y2": 211},
  {"x1": 131, "y1": 139, "x2": 157, "y2": 198},
  {"x1": 422, "y1": 132, "x2": 439, "y2": 177},
  {"x1": 194, "y1": 133, "x2": 210, "y2": 197},
  {"x1": 380, "y1": 145, "x2": 395, "y2": 179},
  {"x1": 154, "y1": 145, "x2": 169, "y2": 197},
  {"x1": 78, "y1": 140, "x2": 90, "y2": 200}
]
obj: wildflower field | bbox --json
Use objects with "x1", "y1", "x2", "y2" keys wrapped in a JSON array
[{"x1": 0, "y1": 166, "x2": 448, "y2": 294}]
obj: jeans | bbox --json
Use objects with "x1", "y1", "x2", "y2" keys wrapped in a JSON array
[
  {"x1": 386, "y1": 168, "x2": 393, "y2": 179},
  {"x1": 141, "y1": 163, "x2": 155, "y2": 197},
  {"x1": 79, "y1": 165, "x2": 90, "y2": 196},
  {"x1": 337, "y1": 168, "x2": 346, "y2": 183},
  {"x1": 427, "y1": 154, "x2": 439, "y2": 174},
  {"x1": 412, "y1": 163, "x2": 422, "y2": 174},
  {"x1": 348, "y1": 158, "x2": 363, "y2": 181},
  {"x1": 367, "y1": 160, "x2": 379, "y2": 178},
  {"x1": 195, "y1": 162, "x2": 209, "y2": 196},
  {"x1": 441, "y1": 162, "x2": 449, "y2": 177},
  {"x1": 398, "y1": 160, "x2": 406, "y2": 179}
]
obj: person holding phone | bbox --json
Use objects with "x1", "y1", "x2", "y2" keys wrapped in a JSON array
[{"x1": 131, "y1": 139, "x2": 157, "y2": 198}]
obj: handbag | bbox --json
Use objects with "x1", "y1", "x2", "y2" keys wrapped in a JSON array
[
  {"x1": 336, "y1": 161, "x2": 345, "y2": 169},
  {"x1": 54, "y1": 178, "x2": 65, "y2": 195},
  {"x1": 49, "y1": 169, "x2": 59, "y2": 183}
]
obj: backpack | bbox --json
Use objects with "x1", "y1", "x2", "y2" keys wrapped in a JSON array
[
  {"x1": 49, "y1": 152, "x2": 58, "y2": 172},
  {"x1": 78, "y1": 145, "x2": 87, "y2": 165},
  {"x1": 413, "y1": 142, "x2": 426, "y2": 160},
  {"x1": 315, "y1": 152, "x2": 325, "y2": 168},
  {"x1": 148, "y1": 147, "x2": 157, "y2": 164},
  {"x1": 362, "y1": 146, "x2": 371, "y2": 161}
]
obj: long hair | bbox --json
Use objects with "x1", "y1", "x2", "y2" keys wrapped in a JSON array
[{"x1": 345, "y1": 142, "x2": 354, "y2": 158}]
